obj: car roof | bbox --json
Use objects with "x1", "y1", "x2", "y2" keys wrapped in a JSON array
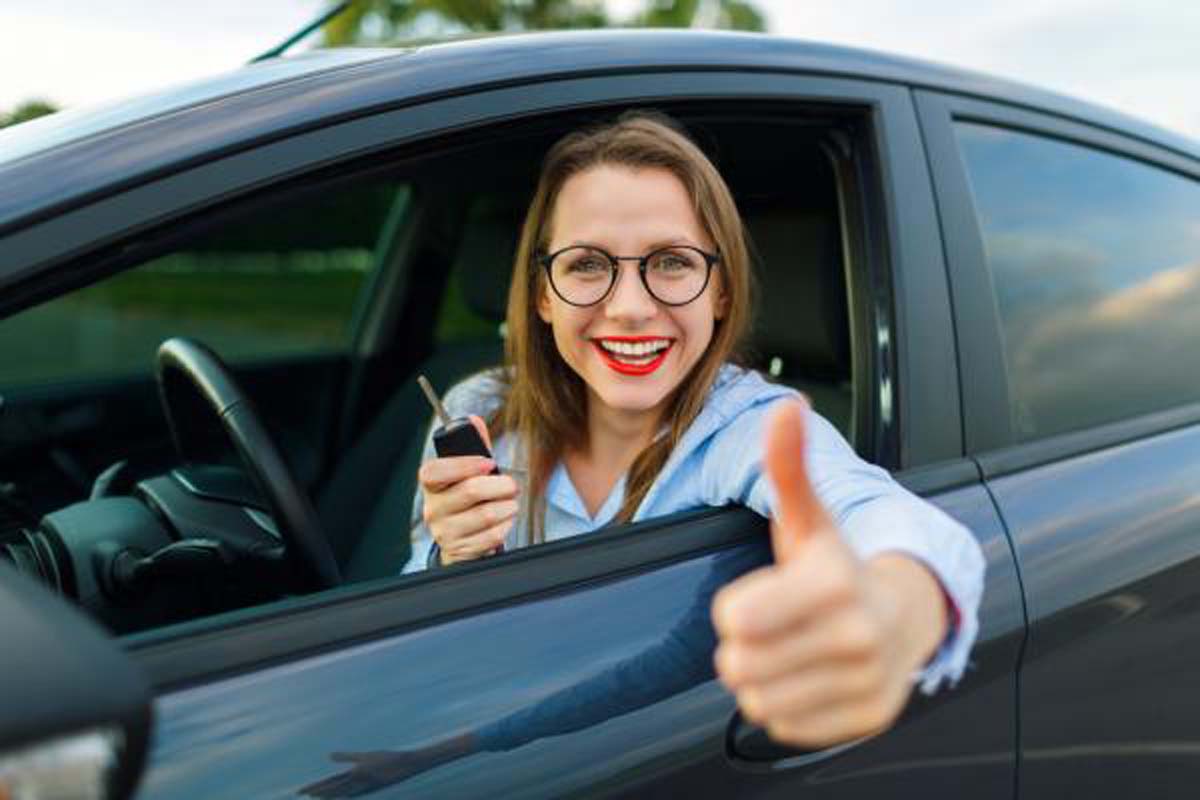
[{"x1": 1, "y1": 28, "x2": 1195, "y2": 234}]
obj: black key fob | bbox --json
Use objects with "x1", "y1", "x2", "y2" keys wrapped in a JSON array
[
  {"x1": 418, "y1": 375, "x2": 500, "y2": 475},
  {"x1": 433, "y1": 417, "x2": 500, "y2": 474}
]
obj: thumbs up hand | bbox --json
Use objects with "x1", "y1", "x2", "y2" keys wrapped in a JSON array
[{"x1": 712, "y1": 401, "x2": 949, "y2": 749}]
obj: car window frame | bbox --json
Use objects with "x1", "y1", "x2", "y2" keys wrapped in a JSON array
[
  {"x1": 915, "y1": 89, "x2": 1200, "y2": 477},
  {"x1": 2, "y1": 70, "x2": 963, "y2": 690}
]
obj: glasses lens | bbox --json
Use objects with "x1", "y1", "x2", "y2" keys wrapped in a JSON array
[
  {"x1": 645, "y1": 247, "x2": 708, "y2": 304},
  {"x1": 549, "y1": 247, "x2": 613, "y2": 305}
]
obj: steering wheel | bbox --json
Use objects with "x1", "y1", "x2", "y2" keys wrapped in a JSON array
[{"x1": 155, "y1": 337, "x2": 341, "y2": 589}]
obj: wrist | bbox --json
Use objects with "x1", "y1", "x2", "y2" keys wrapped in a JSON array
[{"x1": 865, "y1": 553, "x2": 949, "y2": 674}]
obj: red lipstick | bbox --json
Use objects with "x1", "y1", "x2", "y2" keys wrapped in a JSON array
[{"x1": 592, "y1": 337, "x2": 673, "y2": 376}]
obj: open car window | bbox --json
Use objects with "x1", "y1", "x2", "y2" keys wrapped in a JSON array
[{"x1": 0, "y1": 103, "x2": 876, "y2": 644}]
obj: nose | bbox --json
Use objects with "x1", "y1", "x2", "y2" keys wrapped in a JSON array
[{"x1": 603, "y1": 263, "x2": 658, "y2": 324}]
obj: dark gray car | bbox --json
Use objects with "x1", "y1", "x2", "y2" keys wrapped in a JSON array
[{"x1": 0, "y1": 28, "x2": 1197, "y2": 799}]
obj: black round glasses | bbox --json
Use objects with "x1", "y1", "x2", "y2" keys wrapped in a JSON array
[{"x1": 539, "y1": 245, "x2": 721, "y2": 307}]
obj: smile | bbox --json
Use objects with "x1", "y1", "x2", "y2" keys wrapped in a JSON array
[{"x1": 592, "y1": 337, "x2": 674, "y2": 376}]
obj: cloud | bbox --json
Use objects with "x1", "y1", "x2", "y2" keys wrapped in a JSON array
[
  {"x1": 0, "y1": 1, "x2": 327, "y2": 110},
  {"x1": 761, "y1": 0, "x2": 1200, "y2": 140}
]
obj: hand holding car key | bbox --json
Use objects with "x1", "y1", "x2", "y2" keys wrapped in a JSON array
[{"x1": 416, "y1": 376, "x2": 516, "y2": 564}]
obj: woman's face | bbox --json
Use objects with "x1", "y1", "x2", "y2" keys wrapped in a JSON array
[{"x1": 538, "y1": 164, "x2": 727, "y2": 424}]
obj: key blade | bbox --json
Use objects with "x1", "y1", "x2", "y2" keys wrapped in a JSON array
[{"x1": 417, "y1": 375, "x2": 453, "y2": 426}]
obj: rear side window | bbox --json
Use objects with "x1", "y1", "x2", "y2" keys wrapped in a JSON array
[{"x1": 957, "y1": 123, "x2": 1200, "y2": 439}]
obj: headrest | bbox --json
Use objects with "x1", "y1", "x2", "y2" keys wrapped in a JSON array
[
  {"x1": 456, "y1": 202, "x2": 525, "y2": 323},
  {"x1": 744, "y1": 207, "x2": 849, "y2": 379}
]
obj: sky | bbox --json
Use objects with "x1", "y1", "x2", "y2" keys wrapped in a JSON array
[{"x1": 2, "y1": 0, "x2": 1198, "y2": 141}]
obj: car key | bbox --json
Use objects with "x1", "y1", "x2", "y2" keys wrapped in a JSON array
[{"x1": 417, "y1": 375, "x2": 500, "y2": 473}]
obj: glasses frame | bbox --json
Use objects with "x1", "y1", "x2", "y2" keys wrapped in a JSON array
[{"x1": 538, "y1": 245, "x2": 721, "y2": 308}]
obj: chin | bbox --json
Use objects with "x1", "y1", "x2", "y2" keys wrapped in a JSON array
[{"x1": 594, "y1": 384, "x2": 672, "y2": 415}]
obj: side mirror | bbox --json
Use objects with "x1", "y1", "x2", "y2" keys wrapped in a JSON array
[{"x1": 0, "y1": 563, "x2": 151, "y2": 799}]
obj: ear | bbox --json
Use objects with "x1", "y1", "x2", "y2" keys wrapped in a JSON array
[
  {"x1": 712, "y1": 277, "x2": 730, "y2": 321},
  {"x1": 537, "y1": 281, "x2": 554, "y2": 323}
]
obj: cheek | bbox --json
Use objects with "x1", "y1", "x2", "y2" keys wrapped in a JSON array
[
  {"x1": 544, "y1": 304, "x2": 591, "y2": 363},
  {"x1": 683, "y1": 307, "x2": 719, "y2": 353}
]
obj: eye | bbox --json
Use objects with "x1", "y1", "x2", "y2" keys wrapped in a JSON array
[
  {"x1": 563, "y1": 251, "x2": 610, "y2": 275},
  {"x1": 649, "y1": 249, "x2": 701, "y2": 274}
]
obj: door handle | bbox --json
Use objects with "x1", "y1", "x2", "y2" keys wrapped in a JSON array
[{"x1": 725, "y1": 710, "x2": 871, "y2": 771}]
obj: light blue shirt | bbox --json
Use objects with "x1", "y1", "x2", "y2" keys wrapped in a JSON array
[{"x1": 404, "y1": 365, "x2": 984, "y2": 693}]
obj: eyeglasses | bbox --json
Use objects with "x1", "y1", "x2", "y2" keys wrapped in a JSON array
[{"x1": 539, "y1": 245, "x2": 721, "y2": 307}]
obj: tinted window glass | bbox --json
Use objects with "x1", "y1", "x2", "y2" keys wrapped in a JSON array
[
  {"x1": 957, "y1": 123, "x2": 1200, "y2": 439},
  {"x1": 0, "y1": 183, "x2": 408, "y2": 387}
]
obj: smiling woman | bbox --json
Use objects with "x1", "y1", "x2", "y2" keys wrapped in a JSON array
[{"x1": 409, "y1": 112, "x2": 753, "y2": 560}]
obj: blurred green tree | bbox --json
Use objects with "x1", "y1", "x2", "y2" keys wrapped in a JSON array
[
  {"x1": 321, "y1": 0, "x2": 765, "y2": 46},
  {"x1": 0, "y1": 99, "x2": 59, "y2": 129}
]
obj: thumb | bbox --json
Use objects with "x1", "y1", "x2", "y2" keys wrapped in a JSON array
[
  {"x1": 467, "y1": 414, "x2": 493, "y2": 451},
  {"x1": 764, "y1": 400, "x2": 836, "y2": 562}
]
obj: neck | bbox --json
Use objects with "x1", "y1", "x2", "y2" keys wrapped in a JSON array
[{"x1": 580, "y1": 395, "x2": 662, "y2": 474}]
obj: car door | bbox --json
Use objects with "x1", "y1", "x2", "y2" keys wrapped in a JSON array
[
  {"x1": 85, "y1": 73, "x2": 1021, "y2": 798},
  {"x1": 918, "y1": 90, "x2": 1200, "y2": 799}
]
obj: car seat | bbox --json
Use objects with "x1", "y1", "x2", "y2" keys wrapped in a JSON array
[
  {"x1": 743, "y1": 205, "x2": 853, "y2": 436},
  {"x1": 318, "y1": 208, "x2": 515, "y2": 581}
]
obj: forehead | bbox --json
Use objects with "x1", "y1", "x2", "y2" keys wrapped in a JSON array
[{"x1": 548, "y1": 164, "x2": 708, "y2": 247}]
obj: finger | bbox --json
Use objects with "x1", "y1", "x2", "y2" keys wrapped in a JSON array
[
  {"x1": 712, "y1": 548, "x2": 856, "y2": 640},
  {"x1": 762, "y1": 696, "x2": 898, "y2": 750},
  {"x1": 764, "y1": 401, "x2": 836, "y2": 561},
  {"x1": 468, "y1": 414, "x2": 493, "y2": 451},
  {"x1": 426, "y1": 474, "x2": 520, "y2": 518},
  {"x1": 735, "y1": 664, "x2": 880, "y2": 728},
  {"x1": 442, "y1": 517, "x2": 514, "y2": 562},
  {"x1": 433, "y1": 498, "x2": 518, "y2": 548},
  {"x1": 419, "y1": 455, "x2": 496, "y2": 491},
  {"x1": 715, "y1": 607, "x2": 873, "y2": 688}
]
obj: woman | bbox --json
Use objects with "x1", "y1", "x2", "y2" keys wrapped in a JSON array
[{"x1": 404, "y1": 112, "x2": 983, "y2": 748}]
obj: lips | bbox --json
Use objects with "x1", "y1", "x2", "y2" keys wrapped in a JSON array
[{"x1": 592, "y1": 336, "x2": 674, "y2": 376}]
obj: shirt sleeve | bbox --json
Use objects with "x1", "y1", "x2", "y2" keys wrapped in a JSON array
[
  {"x1": 401, "y1": 420, "x2": 439, "y2": 574},
  {"x1": 700, "y1": 398, "x2": 985, "y2": 695}
]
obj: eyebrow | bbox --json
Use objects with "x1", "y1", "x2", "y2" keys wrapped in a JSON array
[{"x1": 564, "y1": 236, "x2": 700, "y2": 251}]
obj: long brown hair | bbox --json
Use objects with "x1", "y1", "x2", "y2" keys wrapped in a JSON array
[{"x1": 493, "y1": 111, "x2": 754, "y2": 542}]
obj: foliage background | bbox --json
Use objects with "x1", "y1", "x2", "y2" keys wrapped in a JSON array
[{"x1": 319, "y1": 0, "x2": 764, "y2": 45}]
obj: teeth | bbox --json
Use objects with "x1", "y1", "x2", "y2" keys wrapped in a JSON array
[{"x1": 599, "y1": 339, "x2": 670, "y2": 357}]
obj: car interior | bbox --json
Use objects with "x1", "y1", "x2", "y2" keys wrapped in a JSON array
[{"x1": 0, "y1": 102, "x2": 878, "y2": 634}]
